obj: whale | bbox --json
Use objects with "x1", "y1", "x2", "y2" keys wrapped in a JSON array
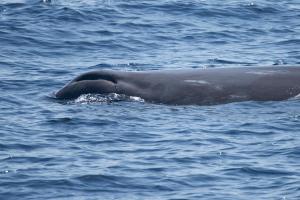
[{"x1": 55, "y1": 66, "x2": 300, "y2": 105}]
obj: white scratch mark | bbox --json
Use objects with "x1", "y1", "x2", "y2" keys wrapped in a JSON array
[
  {"x1": 229, "y1": 94, "x2": 248, "y2": 100},
  {"x1": 246, "y1": 70, "x2": 288, "y2": 75},
  {"x1": 184, "y1": 79, "x2": 210, "y2": 85}
]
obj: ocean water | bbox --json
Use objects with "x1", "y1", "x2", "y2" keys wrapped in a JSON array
[{"x1": 1, "y1": 0, "x2": 300, "y2": 199}]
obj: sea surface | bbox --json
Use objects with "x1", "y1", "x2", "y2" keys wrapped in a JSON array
[{"x1": 1, "y1": 0, "x2": 300, "y2": 199}]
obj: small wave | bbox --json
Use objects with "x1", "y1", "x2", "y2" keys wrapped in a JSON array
[
  {"x1": 88, "y1": 63, "x2": 154, "y2": 71},
  {"x1": 224, "y1": 166, "x2": 293, "y2": 176},
  {"x1": 207, "y1": 58, "x2": 255, "y2": 65},
  {"x1": 0, "y1": 2, "x2": 26, "y2": 8},
  {"x1": 275, "y1": 39, "x2": 300, "y2": 46}
]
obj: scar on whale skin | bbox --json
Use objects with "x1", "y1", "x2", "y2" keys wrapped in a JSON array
[
  {"x1": 246, "y1": 70, "x2": 288, "y2": 75},
  {"x1": 183, "y1": 80, "x2": 223, "y2": 90},
  {"x1": 183, "y1": 79, "x2": 210, "y2": 85}
]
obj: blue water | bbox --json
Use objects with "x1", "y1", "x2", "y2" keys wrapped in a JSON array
[{"x1": 1, "y1": 0, "x2": 300, "y2": 199}]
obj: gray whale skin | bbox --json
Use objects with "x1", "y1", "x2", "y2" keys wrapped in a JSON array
[{"x1": 55, "y1": 66, "x2": 300, "y2": 105}]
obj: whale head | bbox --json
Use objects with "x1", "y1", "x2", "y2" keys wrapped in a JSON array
[{"x1": 55, "y1": 71, "x2": 118, "y2": 100}]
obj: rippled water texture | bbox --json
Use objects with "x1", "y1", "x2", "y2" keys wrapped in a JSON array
[{"x1": 1, "y1": 0, "x2": 300, "y2": 199}]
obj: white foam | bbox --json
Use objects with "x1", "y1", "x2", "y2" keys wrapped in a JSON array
[
  {"x1": 291, "y1": 93, "x2": 300, "y2": 100},
  {"x1": 74, "y1": 94, "x2": 108, "y2": 104},
  {"x1": 73, "y1": 93, "x2": 145, "y2": 104},
  {"x1": 129, "y1": 96, "x2": 145, "y2": 102}
]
